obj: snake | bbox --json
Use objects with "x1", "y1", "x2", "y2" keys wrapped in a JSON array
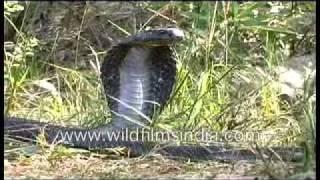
[{"x1": 4, "y1": 28, "x2": 303, "y2": 162}]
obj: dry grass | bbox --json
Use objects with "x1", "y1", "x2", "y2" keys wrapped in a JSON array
[{"x1": 4, "y1": 1, "x2": 316, "y2": 179}]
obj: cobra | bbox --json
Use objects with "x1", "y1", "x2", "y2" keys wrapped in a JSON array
[
  {"x1": 4, "y1": 28, "x2": 303, "y2": 161},
  {"x1": 99, "y1": 27, "x2": 184, "y2": 130}
]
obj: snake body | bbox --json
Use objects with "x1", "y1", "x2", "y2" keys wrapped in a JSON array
[
  {"x1": 4, "y1": 28, "x2": 303, "y2": 161},
  {"x1": 100, "y1": 31, "x2": 178, "y2": 129}
]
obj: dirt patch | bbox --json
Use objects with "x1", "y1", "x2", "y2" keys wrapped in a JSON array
[{"x1": 4, "y1": 149, "x2": 310, "y2": 179}]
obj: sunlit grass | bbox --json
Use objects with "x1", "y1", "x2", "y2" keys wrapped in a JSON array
[{"x1": 4, "y1": 1, "x2": 315, "y2": 177}]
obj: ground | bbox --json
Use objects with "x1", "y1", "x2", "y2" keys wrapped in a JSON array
[
  {"x1": 4, "y1": 143, "x2": 315, "y2": 179},
  {"x1": 4, "y1": 2, "x2": 316, "y2": 179}
]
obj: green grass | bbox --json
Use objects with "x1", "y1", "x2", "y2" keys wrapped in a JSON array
[{"x1": 4, "y1": 1, "x2": 316, "y2": 178}]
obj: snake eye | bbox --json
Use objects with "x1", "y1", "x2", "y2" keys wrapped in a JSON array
[{"x1": 159, "y1": 30, "x2": 167, "y2": 35}]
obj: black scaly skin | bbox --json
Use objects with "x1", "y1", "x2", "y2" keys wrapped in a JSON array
[
  {"x1": 142, "y1": 46, "x2": 176, "y2": 123},
  {"x1": 100, "y1": 44, "x2": 129, "y2": 122},
  {"x1": 148, "y1": 47, "x2": 176, "y2": 115}
]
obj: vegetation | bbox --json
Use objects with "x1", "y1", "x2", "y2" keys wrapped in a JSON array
[{"x1": 4, "y1": 1, "x2": 315, "y2": 179}]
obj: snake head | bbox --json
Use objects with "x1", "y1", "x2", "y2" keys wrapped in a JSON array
[{"x1": 121, "y1": 28, "x2": 185, "y2": 47}]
